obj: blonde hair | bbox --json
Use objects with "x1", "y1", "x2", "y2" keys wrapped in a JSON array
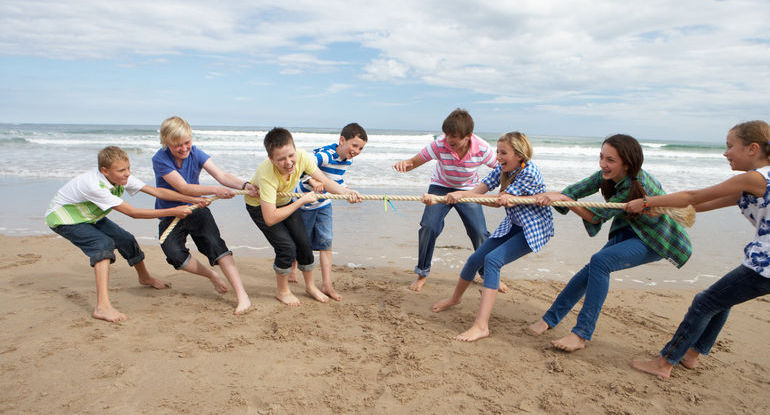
[
  {"x1": 731, "y1": 120, "x2": 770, "y2": 161},
  {"x1": 97, "y1": 146, "x2": 129, "y2": 169},
  {"x1": 498, "y1": 131, "x2": 532, "y2": 191},
  {"x1": 160, "y1": 116, "x2": 192, "y2": 148}
]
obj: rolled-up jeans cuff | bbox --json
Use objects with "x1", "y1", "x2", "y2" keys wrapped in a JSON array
[{"x1": 414, "y1": 266, "x2": 430, "y2": 277}]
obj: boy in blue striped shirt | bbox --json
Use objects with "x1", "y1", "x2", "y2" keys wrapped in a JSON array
[{"x1": 290, "y1": 123, "x2": 368, "y2": 300}]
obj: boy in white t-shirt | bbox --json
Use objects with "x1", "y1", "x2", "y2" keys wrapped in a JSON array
[{"x1": 46, "y1": 146, "x2": 206, "y2": 322}]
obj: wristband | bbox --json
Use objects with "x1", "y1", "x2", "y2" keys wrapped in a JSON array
[
  {"x1": 642, "y1": 196, "x2": 650, "y2": 211},
  {"x1": 241, "y1": 181, "x2": 249, "y2": 190}
]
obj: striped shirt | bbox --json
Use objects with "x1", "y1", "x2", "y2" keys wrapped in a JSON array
[
  {"x1": 45, "y1": 168, "x2": 145, "y2": 227},
  {"x1": 481, "y1": 163, "x2": 554, "y2": 252},
  {"x1": 420, "y1": 134, "x2": 497, "y2": 190},
  {"x1": 296, "y1": 143, "x2": 352, "y2": 210},
  {"x1": 556, "y1": 170, "x2": 692, "y2": 268}
]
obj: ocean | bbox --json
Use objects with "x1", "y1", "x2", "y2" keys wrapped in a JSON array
[{"x1": 0, "y1": 123, "x2": 749, "y2": 288}]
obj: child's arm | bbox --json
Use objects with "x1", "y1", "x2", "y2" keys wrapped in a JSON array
[
  {"x1": 425, "y1": 183, "x2": 491, "y2": 206},
  {"x1": 260, "y1": 193, "x2": 318, "y2": 227},
  {"x1": 112, "y1": 202, "x2": 195, "y2": 219},
  {"x1": 535, "y1": 192, "x2": 600, "y2": 223},
  {"x1": 161, "y1": 169, "x2": 236, "y2": 199},
  {"x1": 202, "y1": 159, "x2": 257, "y2": 195},
  {"x1": 393, "y1": 154, "x2": 427, "y2": 173},
  {"x1": 140, "y1": 185, "x2": 209, "y2": 205},
  {"x1": 308, "y1": 170, "x2": 362, "y2": 203}
]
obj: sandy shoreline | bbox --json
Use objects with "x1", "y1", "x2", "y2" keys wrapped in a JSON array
[{"x1": 1, "y1": 234, "x2": 768, "y2": 414}]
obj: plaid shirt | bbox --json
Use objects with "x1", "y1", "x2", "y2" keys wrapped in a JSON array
[
  {"x1": 482, "y1": 162, "x2": 554, "y2": 252},
  {"x1": 556, "y1": 170, "x2": 692, "y2": 268}
]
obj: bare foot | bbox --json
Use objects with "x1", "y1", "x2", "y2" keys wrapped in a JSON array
[
  {"x1": 454, "y1": 325, "x2": 489, "y2": 342},
  {"x1": 93, "y1": 306, "x2": 127, "y2": 323},
  {"x1": 234, "y1": 298, "x2": 252, "y2": 315},
  {"x1": 630, "y1": 356, "x2": 673, "y2": 378},
  {"x1": 275, "y1": 291, "x2": 301, "y2": 306},
  {"x1": 306, "y1": 286, "x2": 330, "y2": 303},
  {"x1": 525, "y1": 319, "x2": 549, "y2": 336},
  {"x1": 209, "y1": 274, "x2": 229, "y2": 294},
  {"x1": 431, "y1": 297, "x2": 460, "y2": 313},
  {"x1": 322, "y1": 286, "x2": 343, "y2": 301},
  {"x1": 498, "y1": 281, "x2": 510, "y2": 293},
  {"x1": 680, "y1": 348, "x2": 700, "y2": 369},
  {"x1": 409, "y1": 276, "x2": 427, "y2": 292},
  {"x1": 551, "y1": 333, "x2": 587, "y2": 352},
  {"x1": 138, "y1": 275, "x2": 171, "y2": 289}
]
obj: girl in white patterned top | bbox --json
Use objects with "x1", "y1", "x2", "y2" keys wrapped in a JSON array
[{"x1": 626, "y1": 120, "x2": 770, "y2": 378}]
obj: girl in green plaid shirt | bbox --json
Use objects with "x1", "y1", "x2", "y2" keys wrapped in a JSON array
[{"x1": 526, "y1": 134, "x2": 692, "y2": 352}]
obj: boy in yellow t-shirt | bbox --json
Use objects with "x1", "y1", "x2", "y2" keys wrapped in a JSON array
[{"x1": 245, "y1": 127, "x2": 361, "y2": 306}]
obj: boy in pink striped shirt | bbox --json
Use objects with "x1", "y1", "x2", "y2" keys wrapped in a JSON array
[{"x1": 393, "y1": 108, "x2": 498, "y2": 291}]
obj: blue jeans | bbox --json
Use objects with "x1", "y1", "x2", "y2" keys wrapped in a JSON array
[
  {"x1": 542, "y1": 228, "x2": 661, "y2": 341},
  {"x1": 300, "y1": 204, "x2": 333, "y2": 251},
  {"x1": 660, "y1": 264, "x2": 770, "y2": 364},
  {"x1": 51, "y1": 217, "x2": 144, "y2": 267},
  {"x1": 416, "y1": 184, "x2": 489, "y2": 277},
  {"x1": 460, "y1": 224, "x2": 532, "y2": 290}
]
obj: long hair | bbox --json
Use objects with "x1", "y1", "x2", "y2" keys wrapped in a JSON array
[
  {"x1": 599, "y1": 134, "x2": 646, "y2": 202},
  {"x1": 498, "y1": 131, "x2": 533, "y2": 191},
  {"x1": 731, "y1": 120, "x2": 770, "y2": 161}
]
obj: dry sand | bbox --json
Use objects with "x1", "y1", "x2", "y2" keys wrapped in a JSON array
[{"x1": 1, "y1": 234, "x2": 769, "y2": 414}]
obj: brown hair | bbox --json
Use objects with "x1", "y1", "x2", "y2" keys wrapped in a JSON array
[
  {"x1": 340, "y1": 123, "x2": 368, "y2": 142},
  {"x1": 731, "y1": 120, "x2": 770, "y2": 161},
  {"x1": 442, "y1": 108, "x2": 474, "y2": 138},
  {"x1": 263, "y1": 127, "x2": 295, "y2": 157},
  {"x1": 599, "y1": 134, "x2": 646, "y2": 202}
]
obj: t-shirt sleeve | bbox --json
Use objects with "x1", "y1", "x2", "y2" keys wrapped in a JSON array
[
  {"x1": 193, "y1": 146, "x2": 211, "y2": 170},
  {"x1": 299, "y1": 151, "x2": 318, "y2": 176},
  {"x1": 125, "y1": 175, "x2": 146, "y2": 196},
  {"x1": 152, "y1": 151, "x2": 176, "y2": 178},
  {"x1": 256, "y1": 164, "x2": 278, "y2": 205},
  {"x1": 418, "y1": 141, "x2": 439, "y2": 162}
]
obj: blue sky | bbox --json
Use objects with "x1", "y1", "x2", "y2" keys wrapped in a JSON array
[{"x1": 1, "y1": 1, "x2": 769, "y2": 142}]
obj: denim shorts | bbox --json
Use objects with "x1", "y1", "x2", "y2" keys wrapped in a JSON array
[
  {"x1": 51, "y1": 217, "x2": 145, "y2": 267},
  {"x1": 300, "y1": 204, "x2": 333, "y2": 251},
  {"x1": 158, "y1": 207, "x2": 231, "y2": 269}
]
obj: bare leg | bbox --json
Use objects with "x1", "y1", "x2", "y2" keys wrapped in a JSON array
[
  {"x1": 680, "y1": 348, "x2": 700, "y2": 369},
  {"x1": 134, "y1": 260, "x2": 170, "y2": 289},
  {"x1": 181, "y1": 258, "x2": 229, "y2": 294},
  {"x1": 92, "y1": 259, "x2": 127, "y2": 323},
  {"x1": 630, "y1": 356, "x2": 674, "y2": 378},
  {"x1": 526, "y1": 319, "x2": 550, "y2": 336},
  {"x1": 455, "y1": 287, "x2": 497, "y2": 342},
  {"x1": 432, "y1": 278, "x2": 472, "y2": 312},
  {"x1": 217, "y1": 255, "x2": 252, "y2": 314},
  {"x1": 288, "y1": 261, "x2": 298, "y2": 283},
  {"x1": 410, "y1": 276, "x2": 427, "y2": 292},
  {"x1": 551, "y1": 332, "x2": 587, "y2": 352},
  {"x1": 318, "y1": 250, "x2": 341, "y2": 301},
  {"x1": 303, "y1": 269, "x2": 329, "y2": 303},
  {"x1": 275, "y1": 273, "x2": 300, "y2": 306}
]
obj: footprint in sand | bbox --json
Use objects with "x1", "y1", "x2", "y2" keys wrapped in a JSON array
[{"x1": 0, "y1": 253, "x2": 42, "y2": 270}]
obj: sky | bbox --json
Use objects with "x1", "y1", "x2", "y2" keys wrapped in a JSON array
[{"x1": 1, "y1": 1, "x2": 769, "y2": 142}]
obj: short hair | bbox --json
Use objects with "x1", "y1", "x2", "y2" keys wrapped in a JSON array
[
  {"x1": 442, "y1": 108, "x2": 474, "y2": 137},
  {"x1": 264, "y1": 127, "x2": 295, "y2": 157},
  {"x1": 98, "y1": 146, "x2": 129, "y2": 169},
  {"x1": 340, "y1": 122, "x2": 368, "y2": 142},
  {"x1": 160, "y1": 116, "x2": 192, "y2": 148}
]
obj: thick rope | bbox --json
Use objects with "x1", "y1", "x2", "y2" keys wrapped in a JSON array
[
  {"x1": 275, "y1": 192, "x2": 695, "y2": 227},
  {"x1": 158, "y1": 190, "x2": 250, "y2": 244}
]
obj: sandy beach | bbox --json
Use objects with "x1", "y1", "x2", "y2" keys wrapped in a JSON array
[{"x1": 1, "y1": 232, "x2": 769, "y2": 414}]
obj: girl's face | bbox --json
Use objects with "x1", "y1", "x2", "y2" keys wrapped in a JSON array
[
  {"x1": 169, "y1": 136, "x2": 193, "y2": 162},
  {"x1": 723, "y1": 130, "x2": 755, "y2": 171},
  {"x1": 496, "y1": 140, "x2": 524, "y2": 172},
  {"x1": 269, "y1": 143, "x2": 298, "y2": 176},
  {"x1": 599, "y1": 143, "x2": 628, "y2": 182}
]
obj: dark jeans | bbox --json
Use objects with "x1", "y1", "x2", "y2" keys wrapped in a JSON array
[
  {"x1": 660, "y1": 264, "x2": 770, "y2": 364},
  {"x1": 52, "y1": 217, "x2": 144, "y2": 267},
  {"x1": 246, "y1": 203, "x2": 314, "y2": 274},
  {"x1": 158, "y1": 207, "x2": 231, "y2": 269},
  {"x1": 416, "y1": 184, "x2": 489, "y2": 277}
]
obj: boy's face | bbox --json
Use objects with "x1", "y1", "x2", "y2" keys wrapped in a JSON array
[
  {"x1": 269, "y1": 143, "x2": 298, "y2": 176},
  {"x1": 168, "y1": 135, "x2": 193, "y2": 161},
  {"x1": 337, "y1": 135, "x2": 366, "y2": 160},
  {"x1": 100, "y1": 159, "x2": 131, "y2": 186},
  {"x1": 445, "y1": 133, "x2": 471, "y2": 154}
]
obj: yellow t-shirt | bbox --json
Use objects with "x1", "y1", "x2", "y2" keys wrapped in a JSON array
[{"x1": 244, "y1": 149, "x2": 318, "y2": 207}]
